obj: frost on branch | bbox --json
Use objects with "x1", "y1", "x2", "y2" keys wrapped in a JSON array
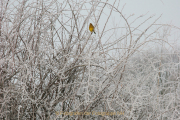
[{"x1": 0, "y1": 0, "x2": 180, "y2": 120}]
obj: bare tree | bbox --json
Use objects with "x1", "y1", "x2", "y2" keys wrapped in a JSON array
[{"x1": 0, "y1": 0, "x2": 179, "y2": 120}]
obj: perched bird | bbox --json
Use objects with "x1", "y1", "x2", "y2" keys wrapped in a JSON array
[{"x1": 89, "y1": 23, "x2": 96, "y2": 34}]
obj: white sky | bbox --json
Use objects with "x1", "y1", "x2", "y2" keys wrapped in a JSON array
[
  {"x1": 95, "y1": 0, "x2": 180, "y2": 50},
  {"x1": 121, "y1": 0, "x2": 180, "y2": 27}
]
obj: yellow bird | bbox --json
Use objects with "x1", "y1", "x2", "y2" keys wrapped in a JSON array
[{"x1": 89, "y1": 23, "x2": 96, "y2": 34}]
